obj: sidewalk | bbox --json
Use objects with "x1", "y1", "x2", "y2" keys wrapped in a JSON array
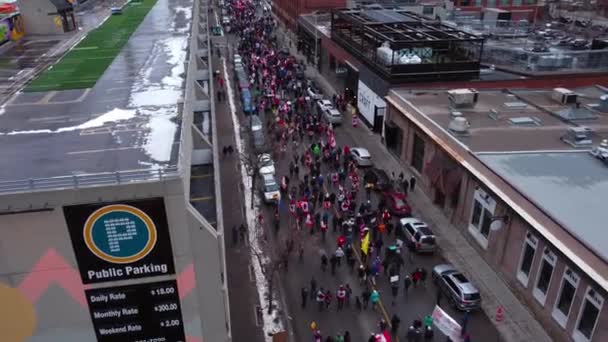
[
  {"x1": 274, "y1": 21, "x2": 552, "y2": 342},
  {"x1": 210, "y1": 11, "x2": 267, "y2": 342}
]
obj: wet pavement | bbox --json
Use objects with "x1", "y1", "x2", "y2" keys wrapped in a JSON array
[
  {"x1": 0, "y1": 40, "x2": 60, "y2": 102},
  {"x1": 0, "y1": 0, "x2": 192, "y2": 184}
]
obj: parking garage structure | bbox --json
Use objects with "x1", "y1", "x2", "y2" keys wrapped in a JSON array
[{"x1": 0, "y1": 1, "x2": 230, "y2": 342}]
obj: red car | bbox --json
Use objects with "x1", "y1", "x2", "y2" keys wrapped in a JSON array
[{"x1": 383, "y1": 191, "x2": 412, "y2": 217}]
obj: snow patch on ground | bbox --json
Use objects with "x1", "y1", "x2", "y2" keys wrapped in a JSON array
[
  {"x1": 143, "y1": 110, "x2": 178, "y2": 163},
  {"x1": 2, "y1": 108, "x2": 137, "y2": 135},
  {"x1": 224, "y1": 58, "x2": 284, "y2": 340},
  {"x1": 161, "y1": 36, "x2": 188, "y2": 87},
  {"x1": 130, "y1": 88, "x2": 183, "y2": 107},
  {"x1": 128, "y1": 35, "x2": 188, "y2": 163},
  {"x1": 172, "y1": 6, "x2": 193, "y2": 34}
]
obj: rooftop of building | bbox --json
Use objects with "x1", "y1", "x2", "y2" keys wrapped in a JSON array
[
  {"x1": 478, "y1": 151, "x2": 608, "y2": 262},
  {"x1": 331, "y1": 8, "x2": 482, "y2": 44},
  {"x1": 0, "y1": 0, "x2": 193, "y2": 193},
  {"x1": 391, "y1": 85, "x2": 608, "y2": 153},
  {"x1": 388, "y1": 85, "x2": 608, "y2": 283}
]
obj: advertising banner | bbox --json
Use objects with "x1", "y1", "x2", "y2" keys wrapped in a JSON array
[
  {"x1": 64, "y1": 198, "x2": 176, "y2": 284},
  {"x1": 86, "y1": 280, "x2": 186, "y2": 342},
  {"x1": 0, "y1": 17, "x2": 10, "y2": 43},
  {"x1": 357, "y1": 80, "x2": 386, "y2": 125},
  {"x1": 431, "y1": 305, "x2": 462, "y2": 341}
]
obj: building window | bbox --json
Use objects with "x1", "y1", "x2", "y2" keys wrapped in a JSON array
[
  {"x1": 552, "y1": 268, "x2": 580, "y2": 328},
  {"x1": 468, "y1": 188, "x2": 496, "y2": 249},
  {"x1": 499, "y1": 0, "x2": 510, "y2": 5},
  {"x1": 411, "y1": 134, "x2": 425, "y2": 172},
  {"x1": 573, "y1": 287, "x2": 604, "y2": 342},
  {"x1": 471, "y1": 201, "x2": 482, "y2": 226},
  {"x1": 423, "y1": 6, "x2": 434, "y2": 16},
  {"x1": 516, "y1": 232, "x2": 538, "y2": 287},
  {"x1": 533, "y1": 247, "x2": 556, "y2": 305}
]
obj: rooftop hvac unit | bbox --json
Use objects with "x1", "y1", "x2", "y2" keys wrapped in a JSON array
[
  {"x1": 560, "y1": 126, "x2": 593, "y2": 148},
  {"x1": 377, "y1": 42, "x2": 395, "y2": 66},
  {"x1": 590, "y1": 139, "x2": 608, "y2": 163},
  {"x1": 447, "y1": 88, "x2": 478, "y2": 108},
  {"x1": 552, "y1": 88, "x2": 578, "y2": 105},
  {"x1": 448, "y1": 117, "x2": 470, "y2": 135}
]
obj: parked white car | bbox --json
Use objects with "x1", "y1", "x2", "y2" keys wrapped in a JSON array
[
  {"x1": 316, "y1": 99, "x2": 333, "y2": 113},
  {"x1": 307, "y1": 84, "x2": 323, "y2": 100},
  {"x1": 258, "y1": 154, "x2": 275, "y2": 175},
  {"x1": 233, "y1": 54, "x2": 243, "y2": 67},
  {"x1": 250, "y1": 115, "x2": 263, "y2": 132}
]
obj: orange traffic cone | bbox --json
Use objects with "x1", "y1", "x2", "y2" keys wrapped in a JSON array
[{"x1": 495, "y1": 306, "x2": 504, "y2": 322}]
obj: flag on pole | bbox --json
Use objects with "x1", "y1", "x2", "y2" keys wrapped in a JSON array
[{"x1": 361, "y1": 230, "x2": 370, "y2": 255}]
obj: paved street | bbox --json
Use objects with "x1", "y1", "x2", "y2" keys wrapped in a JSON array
[
  {"x1": 214, "y1": 2, "x2": 501, "y2": 341},
  {"x1": 273, "y1": 20, "x2": 551, "y2": 342}
]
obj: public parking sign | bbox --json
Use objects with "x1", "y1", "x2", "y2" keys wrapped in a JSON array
[{"x1": 64, "y1": 198, "x2": 176, "y2": 284}]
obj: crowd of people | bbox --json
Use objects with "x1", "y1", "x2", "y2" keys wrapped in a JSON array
[{"x1": 220, "y1": 1, "x2": 474, "y2": 341}]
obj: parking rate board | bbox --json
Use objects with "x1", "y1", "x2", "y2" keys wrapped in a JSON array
[{"x1": 86, "y1": 280, "x2": 186, "y2": 342}]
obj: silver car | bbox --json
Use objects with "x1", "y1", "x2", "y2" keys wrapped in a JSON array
[
  {"x1": 323, "y1": 108, "x2": 343, "y2": 125},
  {"x1": 399, "y1": 218, "x2": 437, "y2": 253},
  {"x1": 350, "y1": 147, "x2": 372, "y2": 167},
  {"x1": 261, "y1": 174, "x2": 281, "y2": 204},
  {"x1": 250, "y1": 115, "x2": 263, "y2": 132},
  {"x1": 234, "y1": 54, "x2": 243, "y2": 66},
  {"x1": 432, "y1": 264, "x2": 481, "y2": 311}
]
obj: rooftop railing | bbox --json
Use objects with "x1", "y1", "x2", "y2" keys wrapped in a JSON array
[{"x1": 0, "y1": 166, "x2": 180, "y2": 195}]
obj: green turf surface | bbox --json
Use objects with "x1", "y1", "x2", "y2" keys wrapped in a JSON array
[{"x1": 25, "y1": 0, "x2": 157, "y2": 92}]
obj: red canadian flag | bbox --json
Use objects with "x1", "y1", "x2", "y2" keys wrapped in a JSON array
[
  {"x1": 323, "y1": 200, "x2": 331, "y2": 210},
  {"x1": 341, "y1": 200, "x2": 350, "y2": 212},
  {"x1": 300, "y1": 201, "x2": 309, "y2": 214}
]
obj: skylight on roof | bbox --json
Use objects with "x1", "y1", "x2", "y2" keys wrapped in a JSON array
[
  {"x1": 504, "y1": 102, "x2": 528, "y2": 109},
  {"x1": 509, "y1": 116, "x2": 541, "y2": 126}
]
